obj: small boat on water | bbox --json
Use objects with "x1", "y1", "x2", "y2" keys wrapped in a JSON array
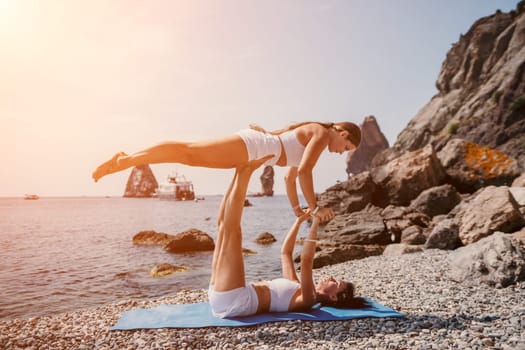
[
  {"x1": 156, "y1": 173, "x2": 196, "y2": 201},
  {"x1": 24, "y1": 194, "x2": 39, "y2": 200}
]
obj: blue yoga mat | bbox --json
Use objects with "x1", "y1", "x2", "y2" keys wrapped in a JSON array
[{"x1": 110, "y1": 298, "x2": 403, "y2": 330}]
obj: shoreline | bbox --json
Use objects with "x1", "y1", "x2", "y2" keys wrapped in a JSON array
[{"x1": 1, "y1": 250, "x2": 523, "y2": 349}]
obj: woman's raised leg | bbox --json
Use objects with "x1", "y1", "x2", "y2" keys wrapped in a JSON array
[
  {"x1": 210, "y1": 168, "x2": 237, "y2": 287},
  {"x1": 210, "y1": 155, "x2": 273, "y2": 292},
  {"x1": 92, "y1": 135, "x2": 248, "y2": 182}
]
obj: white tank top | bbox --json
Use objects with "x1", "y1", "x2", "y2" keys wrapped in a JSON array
[
  {"x1": 279, "y1": 130, "x2": 305, "y2": 167},
  {"x1": 268, "y1": 278, "x2": 300, "y2": 312}
]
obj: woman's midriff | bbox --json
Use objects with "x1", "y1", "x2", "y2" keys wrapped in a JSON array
[{"x1": 251, "y1": 282, "x2": 270, "y2": 314}]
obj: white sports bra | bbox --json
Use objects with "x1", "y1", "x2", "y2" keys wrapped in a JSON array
[
  {"x1": 279, "y1": 130, "x2": 306, "y2": 167},
  {"x1": 268, "y1": 278, "x2": 300, "y2": 312}
]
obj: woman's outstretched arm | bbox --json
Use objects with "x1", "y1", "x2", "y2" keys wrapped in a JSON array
[
  {"x1": 298, "y1": 215, "x2": 320, "y2": 308},
  {"x1": 284, "y1": 167, "x2": 306, "y2": 217},
  {"x1": 280, "y1": 212, "x2": 310, "y2": 281},
  {"x1": 296, "y1": 127, "x2": 334, "y2": 222}
]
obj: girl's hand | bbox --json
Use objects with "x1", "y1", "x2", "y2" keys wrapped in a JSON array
[
  {"x1": 312, "y1": 207, "x2": 335, "y2": 222},
  {"x1": 293, "y1": 206, "x2": 307, "y2": 218},
  {"x1": 296, "y1": 210, "x2": 310, "y2": 223}
]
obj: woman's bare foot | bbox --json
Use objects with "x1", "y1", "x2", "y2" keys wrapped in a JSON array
[{"x1": 92, "y1": 152, "x2": 128, "y2": 182}]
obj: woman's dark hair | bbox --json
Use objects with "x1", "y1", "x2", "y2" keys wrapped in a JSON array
[
  {"x1": 249, "y1": 121, "x2": 361, "y2": 148},
  {"x1": 318, "y1": 281, "x2": 370, "y2": 309}
]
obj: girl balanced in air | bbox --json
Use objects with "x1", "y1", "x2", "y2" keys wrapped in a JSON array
[{"x1": 92, "y1": 121, "x2": 361, "y2": 221}]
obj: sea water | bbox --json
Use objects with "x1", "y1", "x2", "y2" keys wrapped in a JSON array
[{"x1": 0, "y1": 195, "x2": 306, "y2": 320}]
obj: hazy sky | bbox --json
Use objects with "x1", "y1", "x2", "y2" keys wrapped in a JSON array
[{"x1": 1, "y1": 0, "x2": 519, "y2": 197}]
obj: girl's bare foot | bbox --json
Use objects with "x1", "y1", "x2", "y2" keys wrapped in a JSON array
[{"x1": 92, "y1": 152, "x2": 128, "y2": 182}]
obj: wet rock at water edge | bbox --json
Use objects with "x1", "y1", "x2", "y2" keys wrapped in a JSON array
[
  {"x1": 164, "y1": 229, "x2": 215, "y2": 253},
  {"x1": 133, "y1": 230, "x2": 174, "y2": 246},
  {"x1": 254, "y1": 232, "x2": 277, "y2": 245},
  {"x1": 150, "y1": 263, "x2": 188, "y2": 277}
]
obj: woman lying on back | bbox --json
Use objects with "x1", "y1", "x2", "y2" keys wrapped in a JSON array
[{"x1": 208, "y1": 155, "x2": 368, "y2": 318}]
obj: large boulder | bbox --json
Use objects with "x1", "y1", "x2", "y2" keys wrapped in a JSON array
[
  {"x1": 452, "y1": 186, "x2": 525, "y2": 245},
  {"x1": 448, "y1": 232, "x2": 525, "y2": 288},
  {"x1": 437, "y1": 139, "x2": 520, "y2": 193},
  {"x1": 409, "y1": 184, "x2": 462, "y2": 217},
  {"x1": 370, "y1": 144, "x2": 446, "y2": 206},
  {"x1": 400, "y1": 225, "x2": 427, "y2": 245},
  {"x1": 424, "y1": 218, "x2": 462, "y2": 250},
  {"x1": 381, "y1": 205, "x2": 431, "y2": 243},
  {"x1": 321, "y1": 206, "x2": 390, "y2": 245},
  {"x1": 124, "y1": 165, "x2": 158, "y2": 198},
  {"x1": 346, "y1": 115, "x2": 389, "y2": 176},
  {"x1": 312, "y1": 244, "x2": 385, "y2": 268},
  {"x1": 318, "y1": 172, "x2": 378, "y2": 215},
  {"x1": 164, "y1": 229, "x2": 215, "y2": 253}
]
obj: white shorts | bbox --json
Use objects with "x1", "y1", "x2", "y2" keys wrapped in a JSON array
[
  {"x1": 208, "y1": 284, "x2": 259, "y2": 318},
  {"x1": 236, "y1": 129, "x2": 282, "y2": 166}
]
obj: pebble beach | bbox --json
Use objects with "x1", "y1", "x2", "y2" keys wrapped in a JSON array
[{"x1": 1, "y1": 249, "x2": 523, "y2": 350}]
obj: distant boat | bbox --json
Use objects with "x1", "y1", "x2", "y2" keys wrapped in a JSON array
[
  {"x1": 24, "y1": 194, "x2": 39, "y2": 200},
  {"x1": 156, "y1": 173, "x2": 196, "y2": 201}
]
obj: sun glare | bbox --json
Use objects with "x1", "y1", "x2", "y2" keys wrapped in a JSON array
[
  {"x1": 0, "y1": 0, "x2": 15, "y2": 13},
  {"x1": 0, "y1": 0, "x2": 30, "y2": 44},
  {"x1": 0, "y1": 0, "x2": 19, "y2": 32}
]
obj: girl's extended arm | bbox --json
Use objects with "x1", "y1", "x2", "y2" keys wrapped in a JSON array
[
  {"x1": 281, "y1": 212, "x2": 310, "y2": 281},
  {"x1": 284, "y1": 167, "x2": 305, "y2": 217},
  {"x1": 297, "y1": 132, "x2": 327, "y2": 211},
  {"x1": 299, "y1": 215, "x2": 320, "y2": 307},
  {"x1": 297, "y1": 131, "x2": 334, "y2": 222}
]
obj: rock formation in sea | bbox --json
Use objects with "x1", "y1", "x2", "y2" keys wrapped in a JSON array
[
  {"x1": 260, "y1": 166, "x2": 275, "y2": 196},
  {"x1": 312, "y1": 3, "x2": 525, "y2": 284},
  {"x1": 346, "y1": 115, "x2": 389, "y2": 176},
  {"x1": 123, "y1": 165, "x2": 158, "y2": 198}
]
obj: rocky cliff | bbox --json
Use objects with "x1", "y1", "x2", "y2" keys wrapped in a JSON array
[
  {"x1": 123, "y1": 165, "x2": 158, "y2": 198},
  {"x1": 312, "y1": 4, "x2": 525, "y2": 279},
  {"x1": 346, "y1": 115, "x2": 389, "y2": 176},
  {"x1": 374, "y1": 2, "x2": 525, "y2": 169}
]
